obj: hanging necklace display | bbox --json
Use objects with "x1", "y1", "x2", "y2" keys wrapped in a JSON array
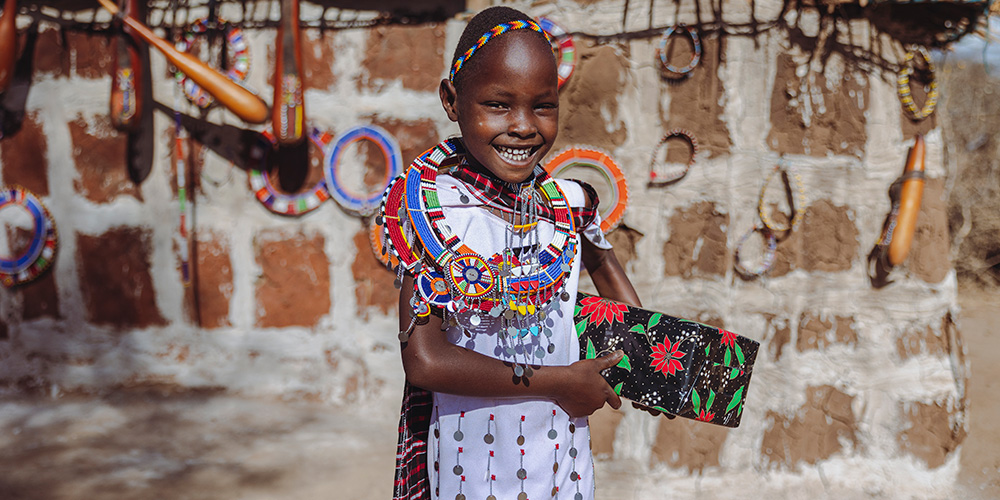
[
  {"x1": 657, "y1": 24, "x2": 701, "y2": 77},
  {"x1": 757, "y1": 160, "x2": 806, "y2": 235},
  {"x1": 174, "y1": 17, "x2": 251, "y2": 109},
  {"x1": 0, "y1": 186, "x2": 58, "y2": 288},
  {"x1": 897, "y1": 46, "x2": 938, "y2": 121},
  {"x1": 324, "y1": 124, "x2": 403, "y2": 216},
  {"x1": 649, "y1": 129, "x2": 698, "y2": 184},
  {"x1": 109, "y1": 0, "x2": 142, "y2": 131},
  {"x1": 733, "y1": 224, "x2": 777, "y2": 279},
  {"x1": 173, "y1": 111, "x2": 193, "y2": 286},
  {"x1": 536, "y1": 16, "x2": 575, "y2": 89},
  {"x1": 248, "y1": 127, "x2": 331, "y2": 216},
  {"x1": 544, "y1": 146, "x2": 628, "y2": 232},
  {"x1": 272, "y1": 0, "x2": 305, "y2": 146}
]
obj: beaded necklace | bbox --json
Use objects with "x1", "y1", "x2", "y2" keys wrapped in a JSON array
[{"x1": 382, "y1": 138, "x2": 578, "y2": 372}]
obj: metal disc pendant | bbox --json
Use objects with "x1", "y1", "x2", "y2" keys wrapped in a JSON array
[
  {"x1": 570, "y1": 471, "x2": 579, "y2": 481},
  {"x1": 553, "y1": 463, "x2": 559, "y2": 473},
  {"x1": 504, "y1": 308, "x2": 516, "y2": 320},
  {"x1": 454, "y1": 430, "x2": 464, "y2": 441},
  {"x1": 538, "y1": 310, "x2": 546, "y2": 320},
  {"x1": 569, "y1": 447, "x2": 578, "y2": 458},
  {"x1": 516, "y1": 468, "x2": 527, "y2": 480},
  {"x1": 518, "y1": 493, "x2": 528, "y2": 500},
  {"x1": 459, "y1": 193, "x2": 470, "y2": 204},
  {"x1": 456, "y1": 494, "x2": 465, "y2": 500},
  {"x1": 489, "y1": 305, "x2": 503, "y2": 317},
  {"x1": 434, "y1": 428, "x2": 440, "y2": 438},
  {"x1": 394, "y1": 278, "x2": 402, "y2": 289},
  {"x1": 453, "y1": 465, "x2": 463, "y2": 475},
  {"x1": 484, "y1": 433, "x2": 494, "y2": 444},
  {"x1": 507, "y1": 326, "x2": 518, "y2": 336},
  {"x1": 552, "y1": 487, "x2": 558, "y2": 497},
  {"x1": 517, "y1": 435, "x2": 525, "y2": 446},
  {"x1": 548, "y1": 429, "x2": 558, "y2": 439},
  {"x1": 547, "y1": 343, "x2": 556, "y2": 354},
  {"x1": 469, "y1": 313, "x2": 481, "y2": 327},
  {"x1": 488, "y1": 496, "x2": 496, "y2": 500},
  {"x1": 561, "y1": 291, "x2": 570, "y2": 301},
  {"x1": 535, "y1": 349, "x2": 545, "y2": 359},
  {"x1": 398, "y1": 332, "x2": 409, "y2": 342},
  {"x1": 523, "y1": 365, "x2": 534, "y2": 378},
  {"x1": 569, "y1": 423, "x2": 576, "y2": 433},
  {"x1": 513, "y1": 364, "x2": 524, "y2": 377},
  {"x1": 575, "y1": 492, "x2": 584, "y2": 500}
]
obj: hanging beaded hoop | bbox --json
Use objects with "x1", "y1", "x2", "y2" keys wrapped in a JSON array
[
  {"x1": 757, "y1": 161, "x2": 806, "y2": 234},
  {"x1": 897, "y1": 46, "x2": 938, "y2": 120},
  {"x1": 324, "y1": 124, "x2": 403, "y2": 216},
  {"x1": 733, "y1": 225, "x2": 777, "y2": 279},
  {"x1": 174, "y1": 18, "x2": 251, "y2": 109},
  {"x1": 248, "y1": 127, "x2": 331, "y2": 216},
  {"x1": 649, "y1": 129, "x2": 698, "y2": 184},
  {"x1": 537, "y1": 16, "x2": 576, "y2": 89},
  {"x1": 544, "y1": 147, "x2": 628, "y2": 232},
  {"x1": 369, "y1": 215, "x2": 399, "y2": 268},
  {"x1": 0, "y1": 187, "x2": 58, "y2": 288},
  {"x1": 657, "y1": 24, "x2": 701, "y2": 76}
]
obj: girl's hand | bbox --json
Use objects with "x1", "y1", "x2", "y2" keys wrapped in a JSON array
[{"x1": 552, "y1": 350, "x2": 624, "y2": 418}]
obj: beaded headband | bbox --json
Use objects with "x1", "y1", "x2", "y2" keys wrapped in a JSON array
[{"x1": 449, "y1": 19, "x2": 553, "y2": 82}]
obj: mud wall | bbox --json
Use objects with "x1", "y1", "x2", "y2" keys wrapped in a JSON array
[{"x1": 0, "y1": 0, "x2": 966, "y2": 497}]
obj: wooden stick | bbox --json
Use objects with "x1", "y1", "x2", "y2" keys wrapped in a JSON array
[
  {"x1": 887, "y1": 134, "x2": 925, "y2": 266},
  {"x1": 0, "y1": 0, "x2": 17, "y2": 93},
  {"x1": 96, "y1": 0, "x2": 269, "y2": 124},
  {"x1": 272, "y1": 0, "x2": 305, "y2": 146}
]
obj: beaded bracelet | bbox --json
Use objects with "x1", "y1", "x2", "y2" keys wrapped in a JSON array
[
  {"x1": 323, "y1": 124, "x2": 403, "y2": 217},
  {"x1": 657, "y1": 24, "x2": 701, "y2": 76},
  {"x1": 0, "y1": 186, "x2": 58, "y2": 288},
  {"x1": 733, "y1": 224, "x2": 777, "y2": 279},
  {"x1": 174, "y1": 18, "x2": 251, "y2": 109},
  {"x1": 537, "y1": 16, "x2": 576, "y2": 89},
  {"x1": 544, "y1": 146, "x2": 628, "y2": 232},
  {"x1": 248, "y1": 127, "x2": 331, "y2": 216},
  {"x1": 897, "y1": 46, "x2": 938, "y2": 120},
  {"x1": 757, "y1": 160, "x2": 806, "y2": 234},
  {"x1": 649, "y1": 129, "x2": 698, "y2": 184}
]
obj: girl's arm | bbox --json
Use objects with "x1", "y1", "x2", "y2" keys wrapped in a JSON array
[
  {"x1": 398, "y1": 274, "x2": 623, "y2": 418},
  {"x1": 581, "y1": 234, "x2": 641, "y2": 307}
]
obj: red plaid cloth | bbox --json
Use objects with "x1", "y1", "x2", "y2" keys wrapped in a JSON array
[
  {"x1": 393, "y1": 382, "x2": 434, "y2": 500},
  {"x1": 449, "y1": 161, "x2": 600, "y2": 230}
]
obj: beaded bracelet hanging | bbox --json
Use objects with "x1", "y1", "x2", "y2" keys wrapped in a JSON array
[
  {"x1": 733, "y1": 224, "x2": 777, "y2": 279},
  {"x1": 537, "y1": 17, "x2": 576, "y2": 89},
  {"x1": 897, "y1": 46, "x2": 938, "y2": 121},
  {"x1": 248, "y1": 127, "x2": 331, "y2": 216},
  {"x1": 649, "y1": 129, "x2": 698, "y2": 184},
  {"x1": 757, "y1": 160, "x2": 806, "y2": 234},
  {"x1": 323, "y1": 124, "x2": 403, "y2": 217},
  {"x1": 544, "y1": 146, "x2": 628, "y2": 232},
  {"x1": 0, "y1": 186, "x2": 58, "y2": 288},
  {"x1": 174, "y1": 18, "x2": 250, "y2": 109},
  {"x1": 657, "y1": 24, "x2": 701, "y2": 77}
]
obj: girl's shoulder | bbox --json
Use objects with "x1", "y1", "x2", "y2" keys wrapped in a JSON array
[{"x1": 553, "y1": 178, "x2": 598, "y2": 211}]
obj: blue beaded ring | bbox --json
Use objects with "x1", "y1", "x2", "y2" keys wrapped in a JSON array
[
  {"x1": 0, "y1": 187, "x2": 58, "y2": 288},
  {"x1": 657, "y1": 24, "x2": 701, "y2": 76},
  {"x1": 323, "y1": 125, "x2": 403, "y2": 216}
]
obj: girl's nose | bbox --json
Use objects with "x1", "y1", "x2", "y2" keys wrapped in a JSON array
[{"x1": 507, "y1": 109, "x2": 537, "y2": 138}]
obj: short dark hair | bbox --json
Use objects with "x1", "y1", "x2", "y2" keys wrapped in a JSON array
[{"x1": 450, "y1": 6, "x2": 553, "y2": 92}]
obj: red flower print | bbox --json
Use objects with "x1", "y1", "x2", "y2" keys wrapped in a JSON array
[
  {"x1": 579, "y1": 296, "x2": 628, "y2": 327},
  {"x1": 720, "y1": 328, "x2": 738, "y2": 348},
  {"x1": 650, "y1": 338, "x2": 686, "y2": 376},
  {"x1": 695, "y1": 409, "x2": 716, "y2": 422}
]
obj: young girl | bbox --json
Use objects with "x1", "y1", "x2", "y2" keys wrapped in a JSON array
[{"x1": 384, "y1": 7, "x2": 641, "y2": 500}]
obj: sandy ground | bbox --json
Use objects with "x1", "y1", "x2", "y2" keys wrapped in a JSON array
[{"x1": 0, "y1": 287, "x2": 996, "y2": 500}]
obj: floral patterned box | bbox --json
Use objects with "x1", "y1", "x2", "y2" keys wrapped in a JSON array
[{"x1": 575, "y1": 293, "x2": 758, "y2": 428}]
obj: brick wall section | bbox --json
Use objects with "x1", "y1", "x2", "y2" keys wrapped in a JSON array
[
  {"x1": 76, "y1": 227, "x2": 166, "y2": 329},
  {"x1": 0, "y1": 112, "x2": 49, "y2": 196},
  {"x1": 254, "y1": 229, "x2": 330, "y2": 328}
]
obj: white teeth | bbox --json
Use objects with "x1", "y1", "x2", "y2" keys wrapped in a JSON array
[{"x1": 496, "y1": 145, "x2": 533, "y2": 162}]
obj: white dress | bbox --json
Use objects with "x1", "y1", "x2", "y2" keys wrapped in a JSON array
[{"x1": 427, "y1": 174, "x2": 612, "y2": 500}]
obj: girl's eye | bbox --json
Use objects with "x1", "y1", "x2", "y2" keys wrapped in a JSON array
[{"x1": 485, "y1": 102, "x2": 507, "y2": 109}]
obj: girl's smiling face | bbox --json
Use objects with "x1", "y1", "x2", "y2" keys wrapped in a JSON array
[{"x1": 441, "y1": 30, "x2": 559, "y2": 184}]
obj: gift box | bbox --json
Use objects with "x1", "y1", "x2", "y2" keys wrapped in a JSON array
[{"x1": 575, "y1": 293, "x2": 758, "y2": 428}]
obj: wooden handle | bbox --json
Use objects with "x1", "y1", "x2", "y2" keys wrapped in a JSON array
[
  {"x1": 887, "y1": 134, "x2": 926, "y2": 266},
  {"x1": 271, "y1": 0, "x2": 305, "y2": 145},
  {"x1": 97, "y1": 0, "x2": 269, "y2": 124},
  {"x1": 0, "y1": 0, "x2": 17, "y2": 93}
]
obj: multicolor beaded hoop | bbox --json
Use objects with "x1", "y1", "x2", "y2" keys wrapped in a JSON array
[
  {"x1": 0, "y1": 187, "x2": 58, "y2": 288},
  {"x1": 657, "y1": 24, "x2": 701, "y2": 76},
  {"x1": 417, "y1": 269, "x2": 453, "y2": 307},
  {"x1": 897, "y1": 46, "x2": 938, "y2": 120},
  {"x1": 649, "y1": 129, "x2": 698, "y2": 184},
  {"x1": 537, "y1": 17, "x2": 575, "y2": 89},
  {"x1": 733, "y1": 225, "x2": 777, "y2": 279},
  {"x1": 174, "y1": 18, "x2": 251, "y2": 109},
  {"x1": 544, "y1": 147, "x2": 628, "y2": 232},
  {"x1": 248, "y1": 127, "x2": 331, "y2": 216},
  {"x1": 323, "y1": 124, "x2": 403, "y2": 216},
  {"x1": 757, "y1": 161, "x2": 806, "y2": 234},
  {"x1": 450, "y1": 19, "x2": 553, "y2": 81}
]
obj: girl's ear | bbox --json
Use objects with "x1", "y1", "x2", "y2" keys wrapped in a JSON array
[{"x1": 439, "y1": 78, "x2": 460, "y2": 122}]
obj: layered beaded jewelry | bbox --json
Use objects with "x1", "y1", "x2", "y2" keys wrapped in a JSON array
[
  {"x1": 657, "y1": 24, "x2": 702, "y2": 77},
  {"x1": 897, "y1": 46, "x2": 938, "y2": 121},
  {"x1": 382, "y1": 139, "x2": 578, "y2": 374},
  {"x1": 649, "y1": 129, "x2": 698, "y2": 184}
]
